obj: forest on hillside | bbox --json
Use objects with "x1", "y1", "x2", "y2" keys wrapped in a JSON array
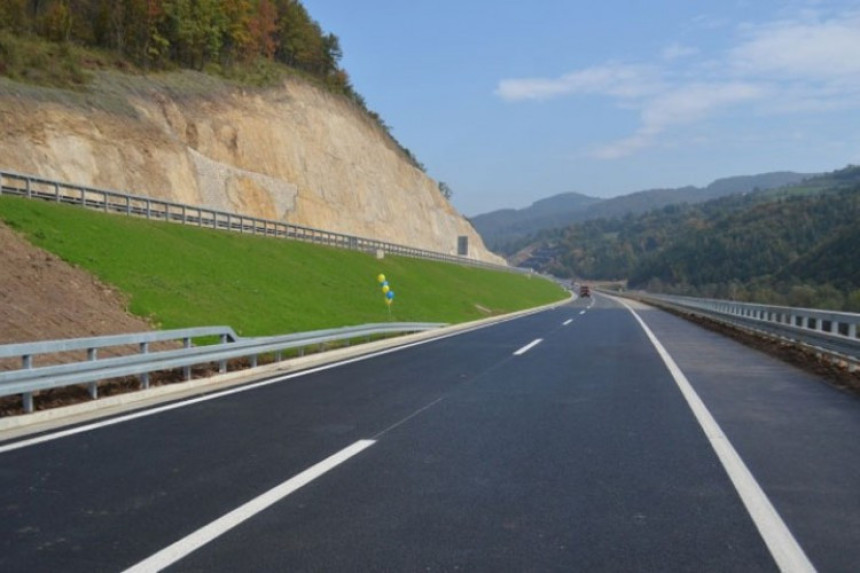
[
  {"x1": 1, "y1": 1, "x2": 345, "y2": 84},
  {"x1": 527, "y1": 166, "x2": 860, "y2": 311},
  {"x1": 0, "y1": 1, "x2": 427, "y2": 171}
]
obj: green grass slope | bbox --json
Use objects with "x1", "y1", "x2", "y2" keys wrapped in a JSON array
[{"x1": 0, "y1": 197, "x2": 566, "y2": 336}]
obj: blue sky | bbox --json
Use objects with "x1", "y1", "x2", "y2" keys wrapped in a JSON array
[{"x1": 304, "y1": 1, "x2": 860, "y2": 216}]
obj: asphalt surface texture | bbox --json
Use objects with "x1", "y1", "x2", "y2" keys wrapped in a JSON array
[{"x1": 1, "y1": 294, "x2": 858, "y2": 572}]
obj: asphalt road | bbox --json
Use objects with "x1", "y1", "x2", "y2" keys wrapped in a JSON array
[{"x1": 1, "y1": 294, "x2": 858, "y2": 572}]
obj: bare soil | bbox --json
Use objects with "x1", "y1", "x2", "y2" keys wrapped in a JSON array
[
  {"x1": 0, "y1": 222, "x2": 161, "y2": 350},
  {"x1": 0, "y1": 221, "x2": 182, "y2": 415}
]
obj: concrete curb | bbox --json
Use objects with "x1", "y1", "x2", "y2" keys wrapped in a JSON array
[{"x1": 0, "y1": 295, "x2": 573, "y2": 436}]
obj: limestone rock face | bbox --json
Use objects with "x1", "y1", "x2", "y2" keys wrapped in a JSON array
[{"x1": 0, "y1": 76, "x2": 503, "y2": 264}]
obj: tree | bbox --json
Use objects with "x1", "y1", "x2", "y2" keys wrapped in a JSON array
[
  {"x1": 438, "y1": 181, "x2": 452, "y2": 200},
  {"x1": 220, "y1": 0, "x2": 254, "y2": 64},
  {"x1": 0, "y1": 0, "x2": 28, "y2": 31},
  {"x1": 163, "y1": 0, "x2": 225, "y2": 69},
  {"x1": 248, "y1": 0, "x2": 278, "y2": 60},
  {"x1": 40, "y1": 0, "x2": 73, "y2": 42}
]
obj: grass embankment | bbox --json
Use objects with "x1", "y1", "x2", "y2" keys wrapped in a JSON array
[{"x1": 0, "y1": 197, "x2": 566, "y2": 336}]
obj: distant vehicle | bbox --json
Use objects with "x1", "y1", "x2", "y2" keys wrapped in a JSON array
[{"x1": 579, "y1": 285, "x2": 591, "y2": 297}]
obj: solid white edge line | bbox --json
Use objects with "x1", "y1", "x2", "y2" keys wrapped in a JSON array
[
  {"x1": 617, "y1": 298, "x2": 815, "y2": 573},
  {"x1": 123, "y1": 439, "x2": 376, "y2": 572},
  {"x1": 513, "y1": 338, "x2": 543, "y2": 356}
]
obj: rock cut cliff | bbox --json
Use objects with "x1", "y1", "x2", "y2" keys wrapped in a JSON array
[{"x1": 0, "y1": 73, "x2": 503, "y2": 264}]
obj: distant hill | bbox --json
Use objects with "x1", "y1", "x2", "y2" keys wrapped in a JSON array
[
  {"x1": 470, "y1": 192, "x2": 601, "y2": 251},
  {"x1": 518, "y1": 165, "x2": 860, "y2": 310},
  {"x1": 472, "y1": 171, "x2": 815, "y2": 253}
]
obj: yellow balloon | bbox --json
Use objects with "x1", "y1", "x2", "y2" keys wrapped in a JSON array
[
  {"x1": 386, "y1": 298, "x2": 393, "y2": 305},
  {"x1": 377, "y1": 274, "x2": 386, "y2": 284},
  {"x1": 382, "y1": 285, "x2": 390, "y2": 294}
]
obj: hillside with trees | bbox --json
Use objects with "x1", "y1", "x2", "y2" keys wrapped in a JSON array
[
  {"x1": 472, "y1": 172, "x2": 811, "y2": 253},
  {"x1": 524, "y1": 166, "x2": 860, "y2": 310},
  {"x1": 1, "y1": 1, "x2": 345, "y2": 83},
  {"x1": 0, "y1": 0, "x2": 425, "y2": 171}
]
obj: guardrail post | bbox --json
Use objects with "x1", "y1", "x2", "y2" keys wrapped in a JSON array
[
  {"x1": 219, "y1": 333, "x2": 228, "y2": 373},
  {"x1": 850, "y1": 323, "x2": 858, "y2": 339},
  {"x1": 55, "y1": 182, "x2": 61, "y2": 202},
  {"x1": 139, "y1": 342, "x2": 150, "y2": 389},
  {"x1": 87, "y1": 348, "x2": 99, "y2": 399},
  {"x1": 183, "y1": 338, "x2": 192, "y2": 380},
  {"x1": 26, "y1": 177, "x2": 32, "y2": 198},
  {"x1": 21, "y1": 354, "x2": 34, "y2": 413}
]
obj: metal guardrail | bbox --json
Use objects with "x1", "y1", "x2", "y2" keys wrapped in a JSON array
[
  {"x1": 0, "y1": 326, "x2": 239, "y2": 363},
  {"x1": 0, "y1": 322, "x2": 445, "y2": 413},
  {"x1": 625, "y1": 291, "x2": 860, "y2": 365},
  {"x1": 0, "y1": 169, "x2": 525, "y2": 274}
]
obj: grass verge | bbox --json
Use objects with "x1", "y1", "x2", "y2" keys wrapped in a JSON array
[{"x1": 0, "y1": 197, "x2": 566, "y2": 336}]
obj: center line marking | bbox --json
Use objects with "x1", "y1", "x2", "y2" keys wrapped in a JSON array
[
  {"x1": 579, "y1": 310, "x2": 586, "y2": 315},
  {"x1": 563, "y1": 319, "x2": 573, "y2": 326},
  {"x1": 123, "y1": 439, "x2": 376, "y2": 572},
  {"x1": 514, "y1": 338, "x2": 543, "y2": 356}
]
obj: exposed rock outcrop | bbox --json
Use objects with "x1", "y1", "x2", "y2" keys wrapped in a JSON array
[{"x1": 0, "y1": 73, "x2": 502, "y2": 264}]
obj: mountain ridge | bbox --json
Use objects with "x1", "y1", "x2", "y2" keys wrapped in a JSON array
[{"x1": 472, "y1": 171, "x2": 816, "y2": 253}]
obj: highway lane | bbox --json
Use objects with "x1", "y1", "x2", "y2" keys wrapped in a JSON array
[
  {"x1": 0, "y1": 294, "x2": 856, "y2": 571},
  {"x1": 630, "y1": 301, "x2": 860, "y2": 573}
]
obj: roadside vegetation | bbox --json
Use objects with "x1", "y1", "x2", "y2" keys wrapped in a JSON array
[
  {"x1": 0, "y1": 197, "x2": 567, "y2": 336},
  {"x1": 0, "y1": 0, "x2": 426, "y2": 171}
]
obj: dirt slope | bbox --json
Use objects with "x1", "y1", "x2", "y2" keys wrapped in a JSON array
[{"x1": 0, "y1": 222, "x2": 156, "y2": 368}]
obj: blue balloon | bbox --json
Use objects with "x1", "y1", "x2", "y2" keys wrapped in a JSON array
[
  {"x1": 382, "y1": 281, "x2": 389, "y2": 287},
  {"x1": 386, "y1": 290, "x2": 395, "y2": 300}
]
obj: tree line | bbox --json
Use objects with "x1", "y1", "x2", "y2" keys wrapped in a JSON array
[{"x1": 1, "y1": 1, "x2": 346, "y2": 86}]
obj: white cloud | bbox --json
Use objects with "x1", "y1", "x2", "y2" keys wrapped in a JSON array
[
  {"x1": 592, "y1": 82, "x2": 765, "y2": 159},
  {"x1": 495, "y1": 64, "x2": 662, "y2": 102},
  {"x1": 496, "y1": 6, "x2": 860, "y2": 160},
  {"x1": 731, "y1": 12, "x2": 860, "y2": 79},
  {"x1": 728, "y1": 10, "x2": 860, "y2": 113},
  {"x1": 640, "y1": 82, "x2": 765, "y2": 130}
]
